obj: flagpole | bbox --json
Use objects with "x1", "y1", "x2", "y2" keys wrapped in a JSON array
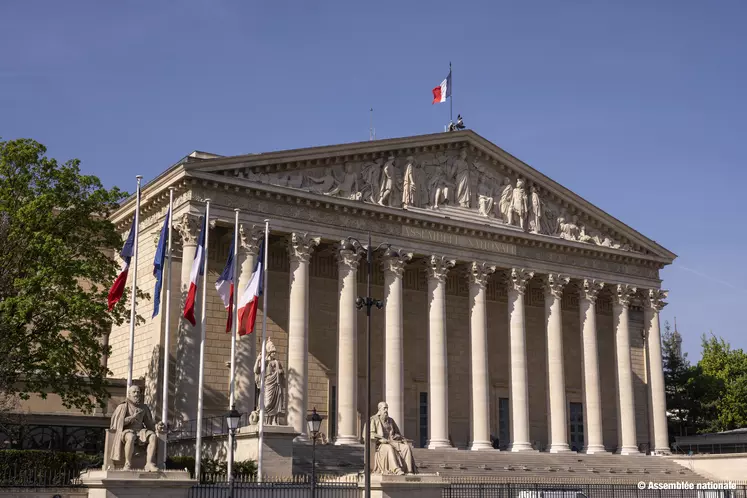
[
  {"x1": 160, "y1": 187, "x2": 174, "y2": 453},
  {"x1": 126, "y1": 175, "x2": 143, "y2": 391},
  {"x1": 257, "y1": 219, "x2": 270, "y2": 482},
  {"x1": 195, "y1": 198, "x2": 211, "y2": 480},
  {"x1": 449, "y1": 61, "x2": 453, "y2": 125},
  {"x1": 227, "y1": 208, "x2": 240, "y2": 479}
]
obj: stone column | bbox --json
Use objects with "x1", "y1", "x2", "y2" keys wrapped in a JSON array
[
  {"x1": 468, "y1": 262, "x2": 496, "y2": 450},
  {"x1": 543, "y1": 273, "x2": 571, "y2": 453},
  {"x1": 612, "y1": 284, "x2": 640, "y2": 455},
  {"x1": 172, "y1": 213, "x2": 200, "y2": 427},
  {"x1": 235, "y1": 224, "x2": 264, "y2": 416},
  {"x1": 381, "y1": 248, "x2": 412, "y2": 433},
  {"x1": 578, "y1": 279, "x2": 607, "y2": 454},
  {"x1": 645, "y1": 289, "x2": 671, "y2": 455},
  {"x1": 425, "y1": 255, "x2": 455, "y2": 449},
  {"x1": 507, "y1": 268, "x2": 534, "y2": 452},
  {"x1": 287, "y1": 232, "x2": 320, "y2": 440},
  {"x1": 335, "y1": 240, "x2": 361, "y2": 445}
]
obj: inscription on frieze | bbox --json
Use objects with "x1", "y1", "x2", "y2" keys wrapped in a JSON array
[{"x1": 401, "y1": 226, "x2": 517, "y2": 256}]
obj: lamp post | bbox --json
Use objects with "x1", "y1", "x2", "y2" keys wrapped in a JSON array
[
  {"x1": 307, "y1": 407, "x2": 324, "y2": 498},
  {"x1": 225, "y1": 406, "x2": 241, "y2": 498},
  {"x1": 347, "y1": 232, "x2": 387, "y2": 498}
]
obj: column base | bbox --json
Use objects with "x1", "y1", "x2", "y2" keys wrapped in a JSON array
[
  {"x1": 508, "y1": 442, "x2": 536, "y2": 452},
  {"x1": 582, "y1": 445, "x2": 610, "y2": 455},
  {"x1": 334, "y1": 436, "x2": 362, "y2": 446},
  {"x1": 468, "y1": 441, "x2": 495, "y2": 451},
  {"x1": 426, "y1": 439, "x2": 455, "y2": 449},
  {"x1": 615, "y1": 446, "x2": 641, "y2": 456},
  {"x1": 547, "y1": 444, "x2": 573, "y2": 453}
]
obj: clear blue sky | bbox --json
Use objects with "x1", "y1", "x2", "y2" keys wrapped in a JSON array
[{"x1": 2, "y1": 1, "x2": 745, "y2": 361}]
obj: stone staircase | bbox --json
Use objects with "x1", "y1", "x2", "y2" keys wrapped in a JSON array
[{"x1": 292, "y1": 444, "x2": 709, "y2": 483}]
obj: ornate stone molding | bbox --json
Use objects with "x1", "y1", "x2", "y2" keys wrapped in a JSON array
[
  {"x1": 337, "y1": 239, "x2": 361, "y2": 272},
  {"x1": 543, "y1": 273, "x2": 570, "y2": 300},
  {"x1": 426, "y1": 255, "x2": 456, "y2": 283},
  {"x1": 645, "y1": 289, "x2": 668, "y2": 312},
  {"x1": 381, "y1": 248, "x2": 413, "y2": 278},
  {"x1": 239, "y1": 223, "x2": 265, "y2": 256},
  {"x1": 509, "y1": 268, "x2": 535, "y2": 294},
  {"x1": 173, "y1": 213, "x2": 200, "y2": 246},
  {"x1": 288, "y1": 232, "x2": 320, "y2": 263},
  {"x1": 579, "y1": 279, "x2": 605, "y2": 304},
  {"x1": 468, "y1": 262, "x2": 496, "y2": 289},
  {"x1": 613, "y1": 284, "x2": 638, "y2": 308}
]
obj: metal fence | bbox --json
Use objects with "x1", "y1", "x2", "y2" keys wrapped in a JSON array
[
  {"x1": 189, "y1": 475, "x2": 359, "y2": 498},
  {"x1": 444, "y1": 483, "x2": 747, "y2": 498},
  {"x1": 170, "y1": 412, "x2": 252, "y2": 441},
  {"x1": 0, "y1": 464, "x2": 86, "y2": 488}
]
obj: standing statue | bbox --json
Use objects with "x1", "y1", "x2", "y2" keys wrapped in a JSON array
[
  {"x1": 370, "y1": 401, "x2": 416, "y2": 475},
  {"x1": 507, "y1": 178, "x2": 529, "y2": 230},
  {"x1": 529, "y1": 185, "x2": 542, "y2": 233},
  {"x1": 454, "y1": 149, "x2": 471, "y2": 208},
  {"x1": 253, "y1": 338, "x2": 287, "y2": 425},
  {"x1": 498, "y1": 177, "x2": 513, "y2": 221},
  {"x1": 402, "y1": 156, "x2": 418, "y2": 207},
  {"x1": 378, "y1": 156, "x2": 396, "y2": 206},
  {"x1": 477, "y1": 175, "x2": 496, "y2": 217},
  {"x1": 109, "y1": 385, "x2": 164, "y2": 471}
]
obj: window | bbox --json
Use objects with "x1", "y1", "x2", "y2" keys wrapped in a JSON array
[
  {"x1": 419, "y1": 392, "x2": 428, "y2": 448},
  {"x1": 569, "y1": 402, "x2": 584, "y2": 452},
  {"x1": 498, "y1": 397, "x2": 509, "y2": 450},
  {"x1": 329, "y1": 385, "x2": 337, "y2": 439}
]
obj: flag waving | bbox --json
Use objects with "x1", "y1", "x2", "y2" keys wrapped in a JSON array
[
  {"x1": 152, "y1": 205, "x2": 171, "y2": 318},
  {"x1": 432, "y1": 68, "x2": 451, "y2": 104},
  {"x1": 238, "y1": 239, "x2": 264, "y2": 336},
  {"x1": 108, "y1": 213, "x2": 137, "y2": 311},
  {"x1": 215, "y1": 235, "x2": 235, "y2": 333},
  {"x1": 183, "y1": 215, "x2": 207, "y2": 326}
]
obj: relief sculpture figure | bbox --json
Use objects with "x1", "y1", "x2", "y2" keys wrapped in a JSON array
[
  {"x1": 454, "y1": 148, "x2": 471, "y2": 208},
  {"x1": 253, "y1": 338, "x2": 287, "y2": 425},
  {"x1": 402, "y1": 156, "x2": 418, "y2": 207},
  {"x1": 378, "y1": 156, "x2": 397, "y2": 206},
  {"x1": 498, "y1": 177, "x2": 513, "y2": 221},
  {"x1": 370, "y1": 401, "x2": 416, "y2": 475},
  {"x1": 530, "y1": 185, "x2": 542, "y2": 233},
  {"x1": 508, "y1": 178, "x2": 529, "y2": 230}
]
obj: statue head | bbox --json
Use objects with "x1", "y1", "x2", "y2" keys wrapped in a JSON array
[
  {"x1": 516, "y1": 178, "x2": 525, "y2": 189},
  {"x1": 503, "y1": 177, "x2": 511, "y2": 185},
  {"x1": 377, "y1": 401, "x2": 389, "y2": 418},
  {"x1": 459, "y1": 148, "x2": 467, "y2": 160},
  {"x1": 265, "y1": 338, "x2": 277, "y2": 359},
  {"x1": 127, "y1": 385, "x2": 141, "y2": 404}
]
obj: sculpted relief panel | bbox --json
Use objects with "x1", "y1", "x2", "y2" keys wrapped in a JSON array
[{"x1": 230, "y1": 148, "x2": 636, "y2": 253}]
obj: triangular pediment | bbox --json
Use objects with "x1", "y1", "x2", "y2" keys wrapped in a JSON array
[{"x1": 182, "y1": 130, "x2": 675, "y2": 261}]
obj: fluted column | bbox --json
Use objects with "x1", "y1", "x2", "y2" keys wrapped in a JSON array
[
  {"x1": 426, "y1": 255, "x2": 455, "y2": 449},
  {"x1": 235, "y1": 224, "x2": 263, "y2": 416},
  {"x1": 578, "y1": 279, "x2": 607, "y2": 454},
  {"x1": 173, "y1": 213, "x2": 200, "y2": 427},
  {"x1": 381, "y1": 248, "x2": 412, "y2": 433},
  {"x1": 645, "y1": 289, "x2": 671, "y2": 455},
  {"x1": 468, "y1": 262, "x2": 496, "y2": 450},
  {"x1": 507, "y1": 268, "x2": 534, "y2": 452},
  {"x1": 287, "y1": 232, "x2": 320, "y2": 439},
  {"x1": 335, "y1": 240, "x2": 361, "y2": 445},
  {"x1": 544, "y1": 273, "x2": 571, "y2": 453},
  {"x1": 612, "y1": 284, "x2": 640, "y2": 455}
]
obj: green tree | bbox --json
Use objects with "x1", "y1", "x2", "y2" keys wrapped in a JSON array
[
  {"x1": 0, "y1": 138, "x2": 141, "y2": 412},
  {"x1": 699, "y1": 334, "x2": 747, "y2": 431}
]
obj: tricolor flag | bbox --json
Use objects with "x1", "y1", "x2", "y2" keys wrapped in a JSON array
[
  {"x1": 215, "y1": 235, "x2": 235, "y2": 333},
  {"x1": 183, "y1": 215, "x2": 207, "y2": 326},
  {"x1": 151, "y1": 205, "x2": 171, "y2": 318},
  {"x1": 432, "y1": 69, "x2": 451, "y2": 104},
  {"x1": 107, "y1": 214, "x2": 137, "y2": 311},
  {"x1": 237, "y1": 239, "x2": 264, "y2": 336}
]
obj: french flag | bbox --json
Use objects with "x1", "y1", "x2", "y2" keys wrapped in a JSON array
[
  {"x1": 215, "y1": 235, "x2": 235, "y2": 333},
  {"x1": 237, "y1": 239, "x2": 264, "y2": 336},
  {"x1": 183, "y1": 215, "x2": 207, "y2": 326},
  {"x1": 107, "y1": 214, "x2": 137, "y2": 311},
  {"x1": 432, "y1": 70, "x2": 451, "y2": 104}
]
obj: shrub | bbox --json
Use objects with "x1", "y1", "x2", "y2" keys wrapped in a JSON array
[
  {"x1": 0, "y1": 450, "x2": 101, "y2": 486},
  {"x1": 165, "y1": 456, "x2": 257, "y2": 480}
]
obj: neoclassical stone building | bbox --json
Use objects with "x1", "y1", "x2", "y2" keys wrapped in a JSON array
[{"x1": 106, "y1": 130, "x2": 675, "y2": 456}]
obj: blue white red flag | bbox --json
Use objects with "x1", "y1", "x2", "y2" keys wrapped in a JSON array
[
  {"x1": 107, "y1": 207, "x2": 138, "y2": 311},
  {"x1": 151, "y1": 205, "x2": 171, "y2": 318},
  {"x1": 215, "y1": 235, "x2": 236, "y2": 333},
  {"x1": 432, "y1": 70, "x2": 451, "y2": 104},
  {"x1": 237, "y1": 239, "x2": 264, "y2": 336},
  {"x1": 183, "y1": 215, "x2": 206, "y2": 326}
]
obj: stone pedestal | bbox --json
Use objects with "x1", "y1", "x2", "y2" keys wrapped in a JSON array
[
  {"x1": 363, "y1": 474, "x2": 447, "y2": 498},
  {"x1": 79, "y1": 469, "x2": 193, "y2": 498},
  {"x1": 235, "y1": 424, "x2": 299, "y2": 478}
]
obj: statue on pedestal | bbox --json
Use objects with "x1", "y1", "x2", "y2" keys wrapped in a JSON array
[
  {"x1": 109, "y1": 385, "x2": 164, "y2": 471},
  {"x1": 370, "y1": 401, "x2": 417, "y2": 475},
  {"x1": 253, "y1": 338, "x2": 287, "y2": 425}
]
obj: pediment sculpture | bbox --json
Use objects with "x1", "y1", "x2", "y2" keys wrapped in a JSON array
[{"x1": 234, "y1": 148, "x2": 635, "y2": 252}]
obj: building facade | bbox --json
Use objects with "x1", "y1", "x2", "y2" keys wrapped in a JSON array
[{"x1": 106, "y1": 130, "x2": 675, "y2": 456}]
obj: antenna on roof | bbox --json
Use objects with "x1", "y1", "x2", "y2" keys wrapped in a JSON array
[{"x1": 369, "y1": 108, "x2": 375, "y2": 141}]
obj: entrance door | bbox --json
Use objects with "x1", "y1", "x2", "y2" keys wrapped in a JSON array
[{"x1": 569, "y1": 402, "x2": 584, "y2": 452}]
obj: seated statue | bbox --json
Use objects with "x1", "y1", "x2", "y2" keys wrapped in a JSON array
[
  {"x1": 109, "y1": 385, "x2": 164, "y2": 471},
  {"x1": 369, "y1": 401, "x2": 417, "y2": 475}
]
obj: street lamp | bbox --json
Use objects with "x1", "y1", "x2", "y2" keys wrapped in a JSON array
[
  {"x1": 307, "y1": 407, "x2": 324, "y2": 498},
  {"x1": 225, "y1": 406, "x2": 241, "y2": 498},
  {"x1": 347, "y1": 232, "x2": 388, "y2": 498}
]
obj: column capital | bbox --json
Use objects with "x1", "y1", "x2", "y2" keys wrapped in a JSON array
[
  {"x1": 288, "y1": 232, "x2": 320, "y2": 263},
  {"x1": 613, "y1": 284, "x2": 638, "y2": 309},
  {"x1": 508, "y1": 268, "x2": 534, "y2": 295},
  {"x1": 468, "y1": 262, "x2": 496, "y2": 289},
  {"x1": 381, "y1": 248, "x2": 413, "y2": 277},
  {"x1": 337, "y1": 239, "x2": 361, "y2": 271},
  {"x1": 580, "y1": 279, "x2": 605, "y2": 304},
  {"x1": 239, "y1": 223, "x2": 264, "y2": 256},
  {"x1": 426, "y1": 255, "x2": 455, "y2": 283},
  {"x1": 644, "y1": 289, "x2": 668, "y2": 312},
  {"x1": 543, "y1": 273, "x2": 570, "y2": 299},
  {"x1": 173, "y1": 213, "x2": 200, "y2": 246}
]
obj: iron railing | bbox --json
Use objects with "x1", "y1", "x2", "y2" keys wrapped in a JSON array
[
  {"x1": 189, "y1": 474, "x2": 359, "y2": 498},
  {"x1": 444, "y1": 482, "x2": 747, "y2": 498},
  {"x1": 169, "y1": 412, "x2": 251, "y2": 441},
  {"x1": 0, "y1": 463, "x2": 87, "y2": 488}
]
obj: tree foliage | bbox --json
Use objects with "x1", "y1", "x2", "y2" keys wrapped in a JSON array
[
  {"x1": 0, "y1": 138, "x2": 137, "y2": 412},
  {"x1": 699, "y1": 334, "x2": 747, "y2": 430}
]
